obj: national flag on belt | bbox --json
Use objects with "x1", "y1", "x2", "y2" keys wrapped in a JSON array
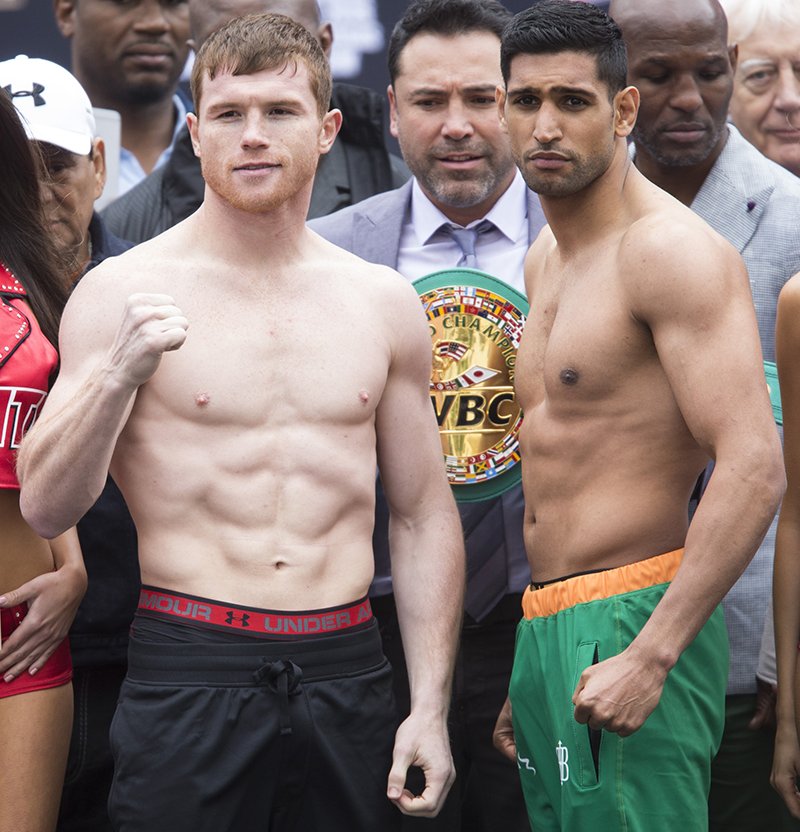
[
  {"x1": 458, "y1": 365, "x2": 499, "y2": 386},
  {"x1": 434, "y1": 365, "x2": 499, "y2": 390},
  {"x1": 435, "y1": 340, "x2": 469, "y2": 361}
]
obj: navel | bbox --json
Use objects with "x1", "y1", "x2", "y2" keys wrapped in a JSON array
[{"x1": 559, "y1": 368, "x2": 580, "y2": 386}]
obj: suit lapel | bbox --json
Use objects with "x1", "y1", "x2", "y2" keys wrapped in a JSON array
[
  {"x1": 352, "y1": 180, "x2": 413, "y2": 268},
  {"x1": 691, "y1": 132, "x2": 772, "y2": 254}
]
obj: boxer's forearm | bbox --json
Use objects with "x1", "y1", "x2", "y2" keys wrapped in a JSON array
[
  {"x1": 49, "y1": 527, "x2": 85, "y2": 573},
  {"x1": 19, "y1": 365, "x2": 137, "y2": 539},
  {"x1": 391, "y1": 503, "x2": 465, "y2": 716}
]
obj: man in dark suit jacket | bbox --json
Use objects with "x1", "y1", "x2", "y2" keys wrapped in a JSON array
[{"x1": 311, "y1": 2, "x2": 546, "y2": 830}]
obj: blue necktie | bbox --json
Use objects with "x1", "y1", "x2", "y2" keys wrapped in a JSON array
[{"x1": 445, "y1": 219, "x2": 494, "y2": 269}]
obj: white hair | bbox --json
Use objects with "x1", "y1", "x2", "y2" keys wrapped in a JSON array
[{"x1": 719, "y1": 0, "x2": 800, "y2": 44}]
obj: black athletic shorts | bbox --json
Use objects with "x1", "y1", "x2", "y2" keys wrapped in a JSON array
[{"x1": 108, "y1": 614, "x2": 401, "y2": 831}]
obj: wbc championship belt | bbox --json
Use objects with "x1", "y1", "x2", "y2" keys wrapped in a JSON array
[{"x1": 413, "y1": 269, "x2": 529, "y2": 503}]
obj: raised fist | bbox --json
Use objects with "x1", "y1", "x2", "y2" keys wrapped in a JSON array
[{"x1": 108, "y1": 293, "x2": 188, "y2": 388}]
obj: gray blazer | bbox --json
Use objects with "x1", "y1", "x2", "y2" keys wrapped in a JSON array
[
  {"x1": 309, "y1": 180, "x2": 548, "y2": 613},
  {"x1": 309, "y1": 179, "x2": 546, "y2": 269}
]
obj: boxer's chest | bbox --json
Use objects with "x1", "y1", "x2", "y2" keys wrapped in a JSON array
[
  {"x1": 517, "y1": 262, "x2": 644, "y2": 410},
  {"x1": 144, "y1": 293, "x2": 389, "y2": 429}
]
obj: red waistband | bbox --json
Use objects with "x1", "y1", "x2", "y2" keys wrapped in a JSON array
[{"x1": 137, "y1": 586, "x2": 373, "y2": 639}]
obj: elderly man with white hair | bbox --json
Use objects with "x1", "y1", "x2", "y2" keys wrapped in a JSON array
[{"x1": 721, "y1": 0, "x2": 800, "y2": 176}]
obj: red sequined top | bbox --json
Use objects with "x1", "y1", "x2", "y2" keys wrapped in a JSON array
[{"x1": 0, "y1": 263, "x2": 58, "y2": 490}]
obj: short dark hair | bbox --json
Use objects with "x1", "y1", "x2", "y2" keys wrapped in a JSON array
[
  {"x1": 500, "y1": 0, "x2": 627, "y2": 97},
  {"x1": 388, "y1": 0, "x2": 512, "y2": 84},
  {"x1": 191, "y1": 12, "x2": 331, "y2": 118}
]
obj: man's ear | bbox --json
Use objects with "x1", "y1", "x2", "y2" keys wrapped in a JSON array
[
  {"x1": 388, "y1": 84, "x2": 399, "y2": 139},
  {"x1": 187, "y1": 112, "x2": 201, "y2": 157},
  {"x1": 91, "y1": 137, "x2": 107, "y2": 199},
  {"x1": 319, "y1": 108, "x2": 342, "y2": 155},
  {"x1": 728, "y1": 42, "x2": 738, "y2": 74},
  {"x1": 614, "y1": 85, "x2": 639, "y2": 138},
  {"x1": 496, "y1": 84, "x2": 508, "y2": 133},
  {"x1": 53, "y1": 0, "x2": 77, "y2": 38},
  {"x1": 317, "y1": 23, "x2": 333, "y2": 58}
]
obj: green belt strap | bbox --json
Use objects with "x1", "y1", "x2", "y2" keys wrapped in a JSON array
[{"x1": 764, "y1": 360, "x2": 782, "y2": 426}]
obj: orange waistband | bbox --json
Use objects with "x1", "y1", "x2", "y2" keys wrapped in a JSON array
[{"x1": 522, "y1": 548, "x2": 684, "y2": 619}]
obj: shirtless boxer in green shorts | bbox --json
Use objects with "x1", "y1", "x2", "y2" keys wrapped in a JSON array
[{"x1": 492, "y1": 3, "x2": 784, "y2": 830}]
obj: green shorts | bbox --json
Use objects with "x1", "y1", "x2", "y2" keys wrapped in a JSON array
[{"x1": 509, "y1": 549, "x2": 728, "y2": 832}]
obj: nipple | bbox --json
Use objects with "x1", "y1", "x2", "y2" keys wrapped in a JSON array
[
  {"x1": 195, "y1": 392, "x2": 211, "y2": 407},
  {"x1": 559, "y1": 368, "x2": 579, "y2": 386},
  {"x1": 358, "y1": 390, "x2": 369, "y2": 404}
]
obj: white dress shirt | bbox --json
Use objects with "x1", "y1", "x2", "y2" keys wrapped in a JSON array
[{"x1": 396, "y1": 170, "x2": 530, "y2": 295}]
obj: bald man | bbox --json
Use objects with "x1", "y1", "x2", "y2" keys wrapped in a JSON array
[
  {"x1": 101, "y1": 0, "x2": 408, "y2": 242},
  {"x1": 609, "y1": 1, "x2": 800, "y2": 829}
]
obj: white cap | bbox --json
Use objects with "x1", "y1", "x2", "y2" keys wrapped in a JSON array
[{"x1": 0, "y1": 55, "x2": 95, "y2": 155}]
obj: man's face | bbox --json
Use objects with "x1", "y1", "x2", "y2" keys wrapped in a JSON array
[
  {"x1": 388, "y1": 30, "x2": 516, "y2": 223},
  {"x1": 626, "y1": 18, "x2": 734, "y2": 167},
  {"x1": 729, "y1": 23, "x2": 800, "y2": 177},
  {"x1": 55, "y1": 0, "x2": 190, "y2": 106},
  {"x1": 499, "y1": 51, "x2": 620, "y2": 198},
  {"x1": 37, "y1": 140, "x2": 105, "y2": 262},
  {"x1": 188, "y1": 63, "x2": 339, "y2": 214}
]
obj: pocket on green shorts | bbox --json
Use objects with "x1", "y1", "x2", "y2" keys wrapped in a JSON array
[{"x1": 570, "y1": 641, "x2": 602, "y2": 790}]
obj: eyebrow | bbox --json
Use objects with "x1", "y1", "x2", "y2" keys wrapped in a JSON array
[
  {"x1": 206, "y1": 97, "x2": 305, "y2": 114},
  {"x1": 643, "y1": 53, "x2": 728, "y2": 67},
  {"x1": 506, "y1": 83, "x2": 599, "y2": 100},
  {"x1": 739, "y1": 58, "x2": 778, "y2": 71},
  {"x1": 409, "y1": 84, "x2": 499, "y2": 96}
]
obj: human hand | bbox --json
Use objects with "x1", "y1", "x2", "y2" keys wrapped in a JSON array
[
  {"x1": 0, "y1": 563, "x2": 86, "y2": 681},
  {"x1": 771, "y1": 723, "x2": 800, "y2": 818},
  {"x1": 572, "y1": 649, "x2": 667, "y2": 736},
  {"x1": 748, "y1": 677, "x2": 777, "y2": 731},
  {"x1": 386, "y1": 711, "x2": 455, "y2": 817},
  {"x1": 108, "y1": 294, "x2": 188, "y2": 389},
  {"x1": 493, "y1": 697, "x2": 517, "y2": 763}
]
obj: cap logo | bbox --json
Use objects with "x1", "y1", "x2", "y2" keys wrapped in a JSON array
[{"x1": 4, "y1": 82, "x2": 46, "y2": 107}]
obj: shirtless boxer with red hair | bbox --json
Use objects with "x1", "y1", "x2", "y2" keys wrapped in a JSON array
[{"x1": 17, "y1": 13, "x2": 464, "y2": 832}]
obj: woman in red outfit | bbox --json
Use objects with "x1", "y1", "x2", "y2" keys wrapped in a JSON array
[{"x1": 0, "y1": 90, "x2": 87, "y2": 831}]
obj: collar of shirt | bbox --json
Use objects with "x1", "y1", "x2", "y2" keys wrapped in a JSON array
[
  {"x1": 118, "y1": 93, "x2": 188, "y2": 196},
  {"x1": 410, "y1": 170, "x2": 528, "y2": 245}
]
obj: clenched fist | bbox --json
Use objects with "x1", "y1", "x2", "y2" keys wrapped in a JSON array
[{"x1": 107, "y1": 294, "x2": 188, "y2": 388}]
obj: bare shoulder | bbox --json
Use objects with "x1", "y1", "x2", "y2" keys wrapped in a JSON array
[
  {"x1": 777, "y1": 273, "x2": 800, "y2": 354},
  {"x1": 308, "y1": 230, "x2": 422, "y2": 308},
  {"x1": 63, "y1": 232, "x2": 184, "y2": 348},
  {"x1": 618, "y1": 201, "x2": 747, "y2": 317},
  {"x1": 779, "y1": 272, "x2": 800, "y2": 310},
  {"x1": 524, "y1": 225, "x2": 555, "y2": 286}
]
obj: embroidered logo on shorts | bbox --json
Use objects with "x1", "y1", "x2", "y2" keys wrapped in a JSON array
[
  {"x1": 225, "y1": 611, "x2": 251, "y2": 627},
  {"x1": 556, "y1": 741, "x2": 570, "y2": 784},
  {"x1": 517, "y1": 752, "x2": 537, "y2": 775}
]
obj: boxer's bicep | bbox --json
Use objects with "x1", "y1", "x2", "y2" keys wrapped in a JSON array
[{"x1": 375, "y1": 280, "x2": 447, "y2": 520}]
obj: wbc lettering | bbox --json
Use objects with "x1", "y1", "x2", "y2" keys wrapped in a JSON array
[{"x1": 432, "y1": 391, "x2": 515, "y2": 428}]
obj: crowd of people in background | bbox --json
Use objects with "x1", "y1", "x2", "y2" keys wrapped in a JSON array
[{"x1": 0, "y1": 0, "x2": 798, "y2": 830}]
